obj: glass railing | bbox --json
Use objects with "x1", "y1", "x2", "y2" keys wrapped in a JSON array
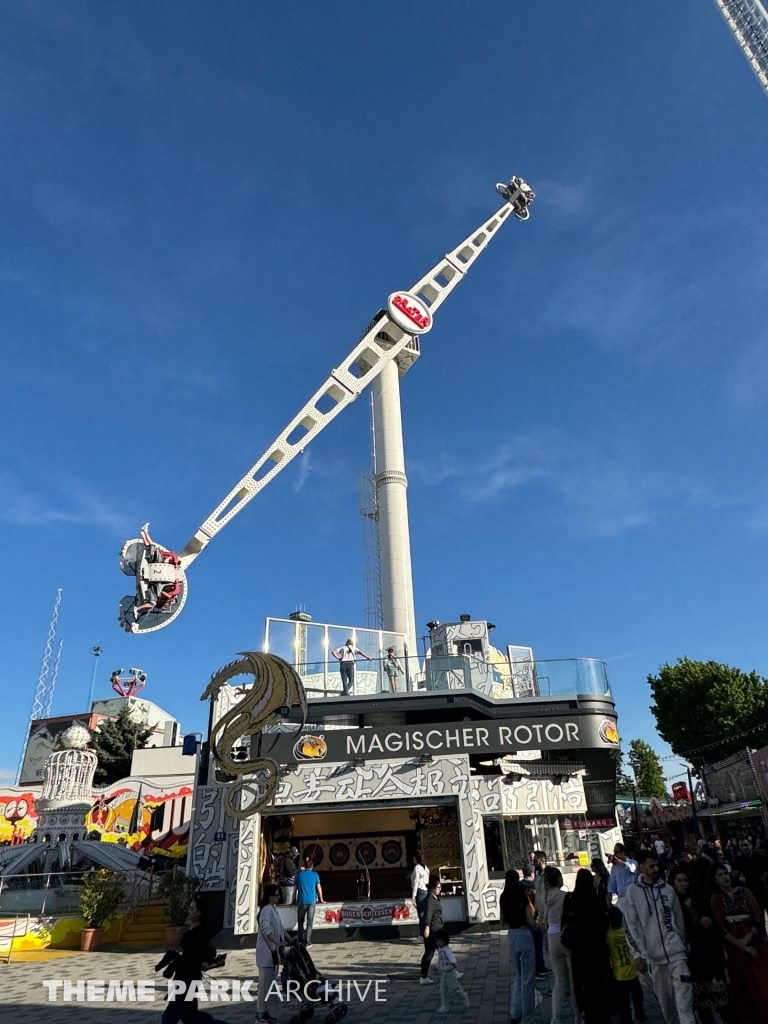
[{"x1": 271, "y1": 654, "x2": 611, "y2": 701}]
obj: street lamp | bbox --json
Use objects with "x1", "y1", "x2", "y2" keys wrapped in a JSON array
[
  {"x1": 87, "y1": 646, "x2": 103, "y2": 710},
  {"x1": 680, "y1": 763, "x2": 700, "y2": 837}
]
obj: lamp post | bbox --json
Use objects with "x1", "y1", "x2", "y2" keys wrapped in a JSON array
[
  {"x1": 681, "y1": 763, "x2": 700, "y2": 837},
  {"x1": 87, "y1": 646, "x2": 103, "y2": 710}
]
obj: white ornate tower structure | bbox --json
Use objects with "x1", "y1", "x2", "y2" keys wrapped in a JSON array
[{"x1": 32, "y1": 724, "x2": 97, "y2": 843}]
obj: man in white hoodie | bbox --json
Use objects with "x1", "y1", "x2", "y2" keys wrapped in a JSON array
[{"x1": 624, "y1": 850, "x2": 695, "y2": 1024}]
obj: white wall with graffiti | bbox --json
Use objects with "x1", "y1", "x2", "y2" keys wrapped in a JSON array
[{"x1": 219, "y1": 754, "x2": 588, "y2": 934}]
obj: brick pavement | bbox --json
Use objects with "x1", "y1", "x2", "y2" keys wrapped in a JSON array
[{"x1": 0, "y1": 932, "x2": 667, "y2": 1024}]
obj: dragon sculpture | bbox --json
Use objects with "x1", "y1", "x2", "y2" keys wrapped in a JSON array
[{"x1": 200, "y1": 651, "x2": 307, "y2": 820}]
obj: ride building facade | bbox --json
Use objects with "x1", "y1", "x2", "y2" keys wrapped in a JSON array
[{"x1": 189, "y1": 613, "x2": 621, "y2": 936}]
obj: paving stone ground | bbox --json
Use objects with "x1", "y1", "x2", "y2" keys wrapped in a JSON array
[{"x1": 0, "y1": 932, "x2": 669, "y2": 1024}]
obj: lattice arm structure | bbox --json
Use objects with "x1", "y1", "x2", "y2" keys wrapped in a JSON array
[
  {"x1": 119, "y1": 179, "x2": 534, "y2": 632},
  {"x1": 178, "y1": 180, "x2": 533, "y2": 567},
  {"x1": 714, "y1": 0, "x2": 768, "y2": 99}
]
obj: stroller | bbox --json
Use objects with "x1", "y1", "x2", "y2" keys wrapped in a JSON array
[{"x1": 281, "y1": 942, "x2": 349, "y2": 1024}]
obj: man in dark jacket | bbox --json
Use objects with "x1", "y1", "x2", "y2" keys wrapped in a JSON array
[
  {"x1": 734, "y1": 837, "x2": 768, "y2": 911},
  {"x1": 420, "y1": 878, "x2": 443, "y2": 984}
]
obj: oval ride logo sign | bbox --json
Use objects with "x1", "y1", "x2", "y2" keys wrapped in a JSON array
[{"x1": 387, "y1": 292, "x2": 432, "y2": 334}]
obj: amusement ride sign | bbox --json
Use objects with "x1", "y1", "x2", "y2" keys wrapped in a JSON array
[
  {"x1": 262, "y1": 714, "x2": 619, "y2": 765},
  {"x1": 387, "y1": 292, "x2": 433, "y2": 334}
]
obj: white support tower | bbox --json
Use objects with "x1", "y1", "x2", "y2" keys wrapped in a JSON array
[
  {"x1": 372, "y1": 360, "x2": 417, "y2": 658},
  {"x1": 714, "y1": 0, "x2": 768, "y2": 98}
]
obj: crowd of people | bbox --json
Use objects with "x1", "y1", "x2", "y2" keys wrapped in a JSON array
[
  {"x1": 158, "y1": 832, "x2": 768, "y2": 1024},
  {"x1": 497, "y1": 836, "x2": 768, "y2": 1024}
]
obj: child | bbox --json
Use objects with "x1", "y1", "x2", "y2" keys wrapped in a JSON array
[
  {"x1": 433, "y1": 929, "x2": 469, "y2": 1013},
  {"x1": 606, "y1": 906, "x2": 646, "y2": 1024}
]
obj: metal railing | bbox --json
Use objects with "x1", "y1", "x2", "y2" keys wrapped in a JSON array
[
  {"x1": 0, "y1": 914, "x2": 30, "y2": 964},
  {"x1": 264, "y1": 654, "x2": 611, "y2": 701}
]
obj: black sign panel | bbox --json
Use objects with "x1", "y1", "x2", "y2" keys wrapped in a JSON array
[{"x1": 262, "y1": 713, "x2": 619, "y2": 765}]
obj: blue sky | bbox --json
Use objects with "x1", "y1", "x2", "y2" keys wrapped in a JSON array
[{"x1": 1, "y1": 1, "x2": 766, "y2": 783}]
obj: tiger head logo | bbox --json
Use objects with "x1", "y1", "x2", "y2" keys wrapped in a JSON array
[{"x1": 293, "y1": 734, "x2": 328, "y2": 761}]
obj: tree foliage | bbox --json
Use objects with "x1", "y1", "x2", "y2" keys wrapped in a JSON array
[
  {"x1": 648, "y1": 658, "x2": 768, "y2": 764},
  {"x1": 615, "y1": 748, "x2": 636, "y2": 797},
  {"x1": 90, "y1": 706, "x2": 154, "y2": 785},
  {"x1": 627, "y1": 739, "x2": 667, "y2": 799}
]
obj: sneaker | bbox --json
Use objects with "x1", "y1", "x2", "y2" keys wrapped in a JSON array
[
  {"x1": 437, "y1": 1006, "x2": 449, "y2": 1014},
  {"x1": 419, "y1": 976, "x2": 434, "y2": 985}
]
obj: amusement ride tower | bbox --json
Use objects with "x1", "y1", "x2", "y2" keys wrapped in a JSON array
[{"x1": 118, "y1": 178, "x2": 536, "y2": 642}]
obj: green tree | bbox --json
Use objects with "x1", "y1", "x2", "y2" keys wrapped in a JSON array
[
  {"x1": 648, "y1": 658, "x2": 768, "y2": 763},
  {"x1": 614, "y1": 747, "x2": 636, "y2": 797},
  {"x1": 90, "y1": 706, "x2": 154, "y2": 785},
  {"x1": 627, "y1": 739, "x2": 667, "y2": 799}
]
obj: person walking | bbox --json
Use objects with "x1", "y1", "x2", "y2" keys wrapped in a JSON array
[
  {"x1": 159, "y1": 898, "x2": 230, "y2": 1024},
  {"x1": 531, "y1": 850, "x2": 551, "y2": 978},
  {"x1": 410, "y1": 853, "x2": 429, "y2": 936},
  {"x1": 542, "y1": 865, "x2": 579, "y2": 1024},
  {"x1": 500, "y1": 869, "x2": 536, "y2": 1024},
  {"x1": 608, "y1": 843, "x2": 638, "y2": 910},
  {"x1": 710, "y1": 862, "x2": 768, "y2": 1024},
  {"x1": 331, "y1": 638, "x2": 372, "y2": 696},
  {"x1": 561, "y1": 868, "x2": 611, "y2": 1024},
  {"x1": 624, "y1": 850, "x2": 696, "y2": 1024},
  {"x1": 256, "y1": 884, "x2": 292, "y2": 1024},
  {"x1": 420, "y1": 877, "x2": 443, "y2": 984},
  {"x1": 278, "y1": 846, "x2": 299, "y2": 905},
  {"x1": 295, "y1": 856, "x2": 324, "y2": 947},
  {"x1": 433, "y1": 929, "x2": 470, "y2": 1013},
  {"x1": 382, "y1": 647, "x2": 404, "y2": 692},
  {"x1": 668, "y1": 865, "x2": 735, "y2": 1024},
  {"x1": 606, "y1": 906, "x2": 646, "y2": 1024}
]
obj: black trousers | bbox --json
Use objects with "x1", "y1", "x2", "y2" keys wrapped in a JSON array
[
  {"x1": 421, "y1": 934, "x2": 437, "y2": 978},
  {"x1": 614, "y1": 977, "x2": 645, "y2": 1024}
]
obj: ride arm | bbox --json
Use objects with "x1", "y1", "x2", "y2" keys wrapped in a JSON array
[{"x1": 179, "y1": 197, "x2": 522, "y2": 568}]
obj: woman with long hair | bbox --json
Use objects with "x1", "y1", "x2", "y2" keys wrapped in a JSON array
[
  {"x1": 591, "y1": 858, "x2": 611, "y2": 909},
  {"x1": 542, "y1": 865, "x2": 579, "y2": 1024},
  {"x1": 709, "y1": 862, "x2": 768, "y2": 1024},
  {"x1": 668, "y1": 866, "x2": 734, "y2": 1024},
  {"x1": 499, "y1": 869, "x2": 536, "y2": 1024},
  {"x1": 410, "y1": 852, "x2": 429, "y2": 937},
  {"x1": 256, "y1": 883, "x2": 292, "y2": 1024},
  {"x1": 562, "y1": 868, "x2": 611, "y2": 1024},
  {"x1": 160, "y1": 898, "x2": 221, "y2": 1024}
]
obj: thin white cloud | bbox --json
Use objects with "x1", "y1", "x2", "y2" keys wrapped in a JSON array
[
  {"x1": 293, "y1": 451, "x2": 312, "y2": 493},
  {"x1": 412, "y1": 428, "x2": 709, "y2": 536},
  {"x1": 0, "y1": 470, "x2": 133, "y2": 534}
]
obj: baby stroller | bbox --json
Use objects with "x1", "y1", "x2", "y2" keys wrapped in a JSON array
[{"x1": 281, "y1": 942, "x2": 349, "y2": 1024}]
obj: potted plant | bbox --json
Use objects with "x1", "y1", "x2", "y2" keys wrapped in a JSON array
[
  {"x1": 79, "y1": 869, "x2": 126, "y2": 951},
  {"x1": 157, "y1": 867, "x2": 201, "y2": 949}
]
